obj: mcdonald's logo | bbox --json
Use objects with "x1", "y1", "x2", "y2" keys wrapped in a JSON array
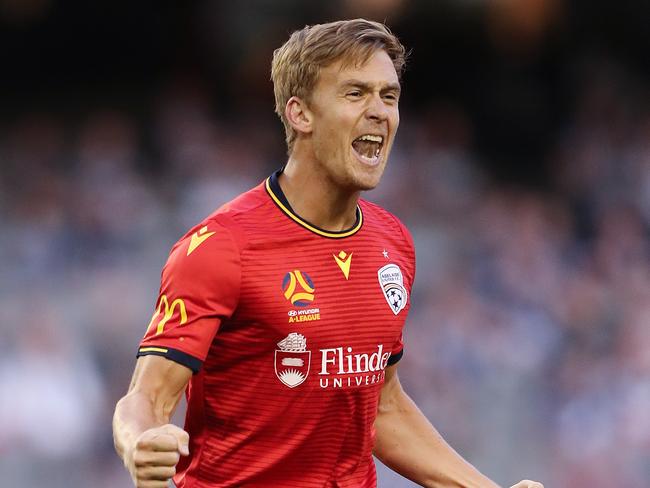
[{"x1": 147, "y1": 295, "x2": 188, "y2": 335}]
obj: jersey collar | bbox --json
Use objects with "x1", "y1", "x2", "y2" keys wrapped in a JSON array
[{"x1": 265, "y1": 169, "x2": 363, "y2": 239}]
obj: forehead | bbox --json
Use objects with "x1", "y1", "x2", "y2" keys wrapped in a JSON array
[{"x1": 316, "y1": 49, "x2": 400, "y2": 89}]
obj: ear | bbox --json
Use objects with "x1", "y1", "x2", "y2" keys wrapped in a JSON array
[{"x1": 285, "y1": 96, "x2": 313, "y2": 136}]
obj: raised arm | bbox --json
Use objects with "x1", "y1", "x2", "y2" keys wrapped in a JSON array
[
  {"x1": 373, "y1": 365, "x2": 543, "y2": 488},
  {"x1": 113, "y1": 355, "x2": 192, "y2": 488}
]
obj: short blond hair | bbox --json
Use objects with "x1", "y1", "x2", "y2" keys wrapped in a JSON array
[{"x1": 271, "y1": 19, "x2": 407, "y2": 153}]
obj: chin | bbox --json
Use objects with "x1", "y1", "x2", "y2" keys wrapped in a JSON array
[
  {"x1": 350, "y1": 169, "x2": 384, "y2": 191},
  {"x1": 328, "y1": 155, "x2": 387, "y2": 192},
  {"x1": 354, "y1": 154, "x2": 390, "y2": 191},
  {"x1": 356, "y1": 178, "x2": 381, "y2": 191}
]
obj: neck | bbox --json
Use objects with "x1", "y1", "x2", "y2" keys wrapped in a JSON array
[{"x1": 279, "y1": 156, "x2": 360, "y2": 232}]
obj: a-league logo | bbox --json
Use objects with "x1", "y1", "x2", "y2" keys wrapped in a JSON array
[
  {"x1": 275, "y1": 333, "x2": 311, "y2": 388},
  {"x1": 282, "y1": 270, "x2": 315, "y2": 307}
]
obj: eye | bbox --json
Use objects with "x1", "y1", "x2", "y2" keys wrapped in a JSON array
[
  {"x1": 347, "y1": 90, "x2": 362, "y2": 98},
  {"x1": 383, "y1": 93, "x2": 399, "y2": 102}
]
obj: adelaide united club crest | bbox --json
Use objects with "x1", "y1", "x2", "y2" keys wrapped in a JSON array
[
  {"x1": 378, "y1": 263, "x2": 408, "y2": 315},
  {"x1": 275, "y1": 332, "x2": 311, "y2": 388}
]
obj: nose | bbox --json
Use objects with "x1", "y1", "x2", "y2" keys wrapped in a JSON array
[{"x1": 365, "y1": 92, "x2": 389, "y2": 122}]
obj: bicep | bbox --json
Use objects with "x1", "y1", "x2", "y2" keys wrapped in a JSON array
[
  {"x1": 127, "y1": 355, "x2": 192, "y2": 415},
  {"x1": 378, "y1": 364, "x2": 404, "y2": 414},
  {"x1": 382, "y1": 363, "x2": 399, "y2": 390}
]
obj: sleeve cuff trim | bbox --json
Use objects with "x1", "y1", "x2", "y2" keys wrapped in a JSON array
[
  {"x1": 137, "y1": 346, "x2": 203, "y2": 374},
  {"x1": 387, "y1": 349, "x2": 403, "y2": 366}
]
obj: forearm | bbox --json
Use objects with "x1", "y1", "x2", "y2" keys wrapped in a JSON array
[
  {"x1": 373, "y1": 389, "x2": 499, "y2": 488},
  {"x1": 113, "y1": 390, "x2": 170, "y2": 460},
  {"x1": 113, "y1": 356, "x2": 189, "y2": 462}
]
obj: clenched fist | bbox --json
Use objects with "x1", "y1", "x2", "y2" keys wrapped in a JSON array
[
  {"x1": 510, "y1": 481, "x2": 544, "y2": 488},
  {"x1": 125, "y1": 424, "x2": 189, "y2": 488}
]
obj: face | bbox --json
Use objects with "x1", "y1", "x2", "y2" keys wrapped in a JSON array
[{"x1": 305, "y1": 49, "x2": 401, "y2": 191}]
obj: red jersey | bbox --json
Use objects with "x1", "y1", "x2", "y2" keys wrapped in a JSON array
[{"x1": 138, "y1": 170, "x2": 416, "y2": 487}]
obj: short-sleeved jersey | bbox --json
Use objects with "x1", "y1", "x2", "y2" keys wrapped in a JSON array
[{"x1": 138, "y1": 170, "x2": 416, "y2": 488}]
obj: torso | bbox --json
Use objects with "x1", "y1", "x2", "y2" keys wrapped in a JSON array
[{"x1": 141, "y1": 174, "x2": 415, "y2": 488}]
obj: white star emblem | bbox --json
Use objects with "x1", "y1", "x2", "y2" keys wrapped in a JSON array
[{"x1": 382, "y1": 249, "x2": 389, "y2": 259}]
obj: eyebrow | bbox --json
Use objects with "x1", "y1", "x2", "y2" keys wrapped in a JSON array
[{"x1": 340, "y1": 80, "x2": 402, "y2": 93}]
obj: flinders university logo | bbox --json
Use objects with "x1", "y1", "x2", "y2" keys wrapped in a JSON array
[
  {"x1": 378, "y1": 264, "x2": 408, "y2": 315},
  {"x1": 275, "y1": 333, "x2": 311, "y2": 388},
  {"x1": 282, "y1": 270, "x2": 315, "y2": 306}
]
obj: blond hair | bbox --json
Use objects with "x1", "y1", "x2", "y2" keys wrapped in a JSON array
[{"x1": 271, "y1": 19, "x2": 407, "y2": 153}]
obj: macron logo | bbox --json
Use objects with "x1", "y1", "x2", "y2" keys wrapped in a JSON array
[
  {"x1": 333, "y1": 251, "x2": 353, "y2": 280},
  {"x1": 187, "y1": 226, "x2": 216, "y2": 256}
]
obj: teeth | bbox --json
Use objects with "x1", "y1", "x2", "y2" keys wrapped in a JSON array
[
  {"x1": 358, "y1": 153, "x2": 379, "y2": 164},
  {"x1": 359, "y1": 134, "x2": 383, "y2": 143}
]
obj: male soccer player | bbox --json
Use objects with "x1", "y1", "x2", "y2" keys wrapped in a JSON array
[{"x1": 113, "y1": 19, "x2": 543, "y2": 488}]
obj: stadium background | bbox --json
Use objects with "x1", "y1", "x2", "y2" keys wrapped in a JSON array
[{"x1": 1, "y1": 1, "x2": 649, "y2": 486}]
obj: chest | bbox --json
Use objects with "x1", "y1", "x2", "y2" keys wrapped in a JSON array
[{"x1": 231, "y1": 236, "x2": 411, "y2": 352}]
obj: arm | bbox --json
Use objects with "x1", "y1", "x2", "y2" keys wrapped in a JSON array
[
  {"x1": 113, "y1": 355, "x2": 193, "y2": 488},
  {"x1": 373, "y1": 365, "x2": 544, "y2": 488},
  {"x1": 373, "y1": 364, "x2": 499, "y2": 488}
]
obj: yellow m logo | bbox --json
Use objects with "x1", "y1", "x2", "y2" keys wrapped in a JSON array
[{"x1": 147, "y1": 295, "x2": 188, "y2": 335}]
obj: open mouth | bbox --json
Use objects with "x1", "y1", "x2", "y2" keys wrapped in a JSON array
[{"x1": 351, "y1": 134, "x2": 384, "y2": 165}]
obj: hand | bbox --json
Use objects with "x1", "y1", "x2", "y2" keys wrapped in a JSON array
[
  {"x1": 510, "y1": 481, "x2": 544, "y2": 488},
  {"x1": 126, "y1": 424, "x2": 190, "y2": 488}
]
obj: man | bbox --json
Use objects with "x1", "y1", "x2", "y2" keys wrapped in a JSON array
[{"x1": 113, "y1": 19, "x2": 543, "y2": 488}]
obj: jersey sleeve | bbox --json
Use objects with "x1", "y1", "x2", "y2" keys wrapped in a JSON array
[
  {"x1": 387, "y1": 334, "x2": 404, "y2": 366},
  {"x1": 137, "y1": 220, "x2": 241, "y2": 373},
  {"x1": 387, "y1": 219, "x2": 416, "y2": 366}
]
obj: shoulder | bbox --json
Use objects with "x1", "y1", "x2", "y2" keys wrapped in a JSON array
[
  {"x1": 359, "y1": 199, "x2": 414, "y2": 248},
  {"x1": 162, "y1": 181, "x2": 273, "y2": 279},
  {"x1": 171, "y1": 180, "x2": 274, "y2": 256},
  {"x1": 359, "y1": 199, "x2": 416, "y2": 283}
]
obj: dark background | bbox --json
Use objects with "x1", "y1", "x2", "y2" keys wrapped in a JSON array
[{"x1": 2, "y1": 0, "x2": 649, "y2": 186}]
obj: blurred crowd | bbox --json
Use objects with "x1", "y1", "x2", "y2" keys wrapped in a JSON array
[
  {"x1": 1, "y1": 66, "x2": 648, "y2": 488},
  {"x1": 1, "y1": 2, "x2": 650, "y2": 488}
]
